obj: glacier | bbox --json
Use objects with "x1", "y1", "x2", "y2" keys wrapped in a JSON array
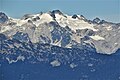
[
  {"x1": 0, "y1": 10, "x2": 120, "y2": 80},
  {"x1": 0, "y1": 10, "x2": 120, "y2": 54}
]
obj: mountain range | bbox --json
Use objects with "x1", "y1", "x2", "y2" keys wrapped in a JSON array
[
  {"x1": 0, "y1": 10, "x2": 120, "y2": 80},
  {"x1": 0, "y1": 10, "x2": 120, "y2": 55}
]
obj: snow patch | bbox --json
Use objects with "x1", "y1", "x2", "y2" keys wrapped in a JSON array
[
  {"x1": 52, "y1": 37, "x2": 62, "y2": 47},
  {"x1": 106, "y1": 26, "x2": 112, "y2": 31},
  {"x1": 55, "y1": 14, "x2": 98, "y2": 32},
  {"x1": 40, "y1": 13, "x2": 54, "y2": 23},
  {"x1": 70, "y1": 63, "x2": 77, "y2": 68},
  {"x1": 114, "y1": 43, "x2": 118, "y2": 45},
  {"x1": 88, "y1": 63, "x2": 93, "y2": 67},
  {"x1": 0, "y1": 26, "x2": 12, "y2": 33},
  {"x1": 50, "y1": 60, "x2": 61, "y2": 67},
  {"x1": 10, "y1": 18, "x2": 28, "y2": 26},
  {"x1": 90, "y1": 35, "x2": 105, "y2": 40},
  {"x1": 6, "y1": 55, "x2": 25, "y2": 64}
]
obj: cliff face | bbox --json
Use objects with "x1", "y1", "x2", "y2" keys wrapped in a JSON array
[{"x1": 0, "y1": 10, "x2": 120, "y2": 54}]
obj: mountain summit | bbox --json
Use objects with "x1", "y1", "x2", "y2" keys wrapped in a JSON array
[
  {"x1": 0, "y1": 10, "x2": 120, "y2": 54},
  {"x1": 0, "y1": 12, "x2": 8, "y2": 23}
]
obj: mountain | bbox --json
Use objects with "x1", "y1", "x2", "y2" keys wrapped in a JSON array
[
  {"x1": 0, "y1": 12, "x2": 8, "y2": 23},
  {"x1": 0, "y1": 10, "x2": 120, "y2": 55},
  {"x1": 0, "y1": 10, "x2": 120, "y2": 80},
  {"x1": 0, "y1": 32, "x2": 120, "y2": 80}
]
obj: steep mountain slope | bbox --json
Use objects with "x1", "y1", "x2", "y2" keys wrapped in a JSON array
[
  {"x1": 0, "y1": 10, "x2": 120, "y2": 54},
  {"x1": 0, "y1": 10, "x2": 120, "y2": 80},
  {"x1": 0, "y1": 33, "x2": 120, "y2": 80}
]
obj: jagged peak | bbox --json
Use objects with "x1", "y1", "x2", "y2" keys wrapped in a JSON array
[
  {"x1": 0, "y1": 12, "x2": 8, "y2": 23},
  {"x1": 80, "y1": 15, "x2": 86, "y2": 19},
  {"x1": 72, "y1": 14, "x2": 79, "y2": 19},
  {"x1": 93, "y1": 17, "x2": 101, "y2": 24},
  {"x1": 51, "y1": 10, "x2": 63, "y2": 15},
  {"x1": 21, "y1": 14, "x2": 33, "y2": 20},
  {"x1": 0, "y1": 12, "x2": 7, "y2": 16},
  {"x1": 92, "y1": 17, "x2": 113, "y2": 24}
]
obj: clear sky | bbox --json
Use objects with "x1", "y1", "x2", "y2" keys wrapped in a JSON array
[{"x1": 0, "y1": 0, "x2": 120, "y2": 23}]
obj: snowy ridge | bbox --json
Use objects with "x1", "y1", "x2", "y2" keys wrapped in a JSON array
[
  {"x1": 0, "y1": 11, "x2": 120, "y2": 80},
  {"x1": 90, "y1": 35, "x2": 105, "y2": 40},
  {"x1": 0, "y1": 10, "x2": 120, "y2": 54}
]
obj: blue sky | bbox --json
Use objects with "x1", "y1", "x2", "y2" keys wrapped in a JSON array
[{"x1": 0, "y1": 0, "x2": 120, "y2": 23}]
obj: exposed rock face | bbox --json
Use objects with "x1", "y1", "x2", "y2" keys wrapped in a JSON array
[
  {"x1": 0, "y1": 12, "x2": 8, "y2": 23},
  {"x1": 0, "y1": 10, "x2": 120, "y2": 54},
  {"x1": 93, "y1": 17, "x2": 101, "y2": 24}
]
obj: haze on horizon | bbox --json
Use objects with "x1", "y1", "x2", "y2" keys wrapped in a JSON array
[{"x1": 0, "y1": 0, "x2": 120, "y2": 23}]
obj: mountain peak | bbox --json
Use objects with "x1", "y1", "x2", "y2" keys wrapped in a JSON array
[
  {"x1": 0, "y1": 11, "x2": 119, "y2": 55},
  {"x1": 0, "y1": 12, "x2": 8, "y2": 23},
  {"x1": 93, "y1": 17, "x2": 101, "y2": 24},
  {"x1": 72, "y1": 14, "x2": 78, "y2": 19},
  {"x1": 51, "y1": 10, "x2": 63, "y2": 15}
]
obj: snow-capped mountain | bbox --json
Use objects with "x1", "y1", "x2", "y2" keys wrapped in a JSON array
[
  {"x1": 0, "y1": 10, "x2": 120, "y2": 80},
  {"x1": 0, "y1": 10, "x2": 120, "y2": 54}
]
